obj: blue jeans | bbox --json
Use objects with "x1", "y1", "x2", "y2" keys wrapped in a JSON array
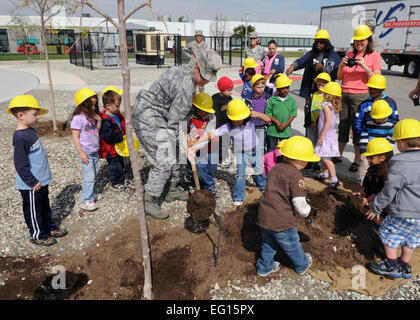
[
  {"x1": 105, "y1": 152, "x2": 125, "y2": 185},
  {"x1": 255, "y1": 126, "x2": 267, "y2": 154},
  {"x1": 77, "y1": 152, "x2": 99, "y2": 203},
  {"x1": 186, "y1": 153, "x2": 218, "y2": 193},
  {"x1": 233, "y1": 148, "x2": 266, "y2": 201},
  {"x1": 257, "y1": 227, "x2": 309, "y2": 274}
]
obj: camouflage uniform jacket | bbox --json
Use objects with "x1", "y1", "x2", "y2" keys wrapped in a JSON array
[
  {"x1": 133, "y1": 65, "x2": 196, "y2": 141},
  {"x1": 245, "y1": 45, "x2": 265, "y2": 62},
  {"x1": 182, "y1": 40, "x2": 208, "y2": 59}
]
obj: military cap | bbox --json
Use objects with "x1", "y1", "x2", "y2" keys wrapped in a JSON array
[{"x1": 196, "y1": 49, "x2": 222, "y2": 82}]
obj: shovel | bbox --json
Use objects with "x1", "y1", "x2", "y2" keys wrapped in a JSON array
[
  {"x1": 189, "y1": 154, "x2": 224, "y2": 266},
  {"x1": 213, "y1": 211, "x2": 225, "y2": 267}
]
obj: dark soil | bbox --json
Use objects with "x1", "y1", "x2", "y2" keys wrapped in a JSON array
[
  {"x1": 0, "y1": 183, "x2": 387, "y2": 300},
  {"x1": 187, "y1": 189, "x2": 216, "y2": 221},
  {"x1": 34, "y1": 120, "x2": 72, "y2": 137}
]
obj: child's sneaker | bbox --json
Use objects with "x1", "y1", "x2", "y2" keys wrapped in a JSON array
[
  {"x1": 233, "y1": 200, "x2": 243, "y2": 206},
  {"x1": 94, "y1": 193, "x2": 103, "y2": 201},
  {"x1": 368, "y1": 259, "x2": 402, "y2": 278},
  {"x1": 315, "y1": 172, "x2": 328, "y2": 181},
  {"x1": 297, "y1": 253, "x2": 313, "y2": 275},
  {"x1": 50, "y1": 228, "x2": 68, "y2": 238},
  {"x1": 221, "y1": 159, "x2": 231, "y2": 168},
  {"x1": 30, "y1": 237, "x2": 57, "y2": 247},
  {"x1": 328, "y1": 180, "x2": 340, "y2": 189},
  {"x1": 111, "y1": 183, "x2": 125, "y2": 192},
  {"x1": 257, "y1": 261, "x2": 281, "y2": 277},
  {"x1": 80, "y1": 201, "x2": 98, "y2": 211},
  {"x1": 398, "y1": 259, "x2": 412, "y2": 279}
]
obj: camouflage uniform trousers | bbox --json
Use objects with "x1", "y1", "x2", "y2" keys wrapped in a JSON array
[{"x1": 136, "y1": 127, "x2": 182, "y2": 198}]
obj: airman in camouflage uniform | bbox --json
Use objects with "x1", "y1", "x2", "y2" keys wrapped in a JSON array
[
  {"x1": 246, "y1": 32, "x2": 265, "y2": 62},
  {"x1": 182, "y1": 30, "x2": 208, "y2": 60},
  {"x1": 133, "y1": 49, "x2": 222, "y2": 220}
]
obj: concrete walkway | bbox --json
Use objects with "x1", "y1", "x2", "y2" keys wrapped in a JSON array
[{"x1": 0, "y1": 68, "x2": 39, "y2": 103}]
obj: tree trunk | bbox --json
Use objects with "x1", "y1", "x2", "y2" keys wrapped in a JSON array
[
  {"x1": 40, "y1": 15, "x2": 58, "y2": 133},
  {"x1": 117, "y1": 0, "x2": 152, "y2": 300}
]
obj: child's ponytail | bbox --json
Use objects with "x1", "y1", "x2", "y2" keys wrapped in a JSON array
[{"x1": 323, "y1": 93, "x2": 342, "y2": 113}]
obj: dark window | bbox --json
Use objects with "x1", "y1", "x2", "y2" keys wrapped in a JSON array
[
  {"x1": 136, "y1": 33, "x2": 146, "y2": 51},
  {"x1": 0, "y1": 29, "x2": 8, "y2": 50}
]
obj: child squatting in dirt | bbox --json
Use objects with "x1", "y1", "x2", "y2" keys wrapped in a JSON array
[
  {"x1": 256, "y1": 136, "x2": 320, "y2": 276},
  {"x1": 365, "y1": 119, "x2": 420, "y2": 279}
]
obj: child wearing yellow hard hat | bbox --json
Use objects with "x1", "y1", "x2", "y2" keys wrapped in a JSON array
[
  {"x1": 185, "y1": 92, "x2": 218, "y2": 197},
  {"x1": 357, "y1": 98, "x2": 399, "y2": 185},
  {"x1": 99, "y1": 86, "x2": 127, "y2": 192},
  {"x1": 366, "y1": 119, "x2": 420, "y2": 280},
  {"x1": 359, "y1": 137, "x2": 394, "y2": 211},
  {"x1": 71, "y1": 88, "x2": 102, "y2": 211},
  {"x1": 249, "y1": 74, "x2": 271, "y2": 154},
  {"x1": 240, "y1": 57, "x2": 260, "y2": 100},
  {"x1": 257, "y1": 135, "x2": 319, "y2": 276},
  {"x1": 189, "y1": 98, "x2": 271, "y2": 206},
  {"x1": 265, "y1": 73, "x2": 297, "y2": 153},
  {"x1": 8, "y1": 95, "x2": 67, "y2": 247},
  {"x1": 314, "y1": 81, "x2": 342, "y2": 189},
  {"x1": 304, "y1": 72, "x2": 331, "y2": 172}
]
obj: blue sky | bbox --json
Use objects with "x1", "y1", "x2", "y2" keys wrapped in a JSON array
[{"x1": 1, "y1": 0, "x2": 363, "y2": 25}]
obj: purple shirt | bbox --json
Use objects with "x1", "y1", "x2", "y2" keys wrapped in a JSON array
[
  {"x1": 215, "y1": 119, "x2": 258, "y2": 153},
  {"x1": 71, "y1": 114, "x2": 99, "y2": 153},
  {"x1": 251, "y1": 93, "x2": 267, "y2": 127}
]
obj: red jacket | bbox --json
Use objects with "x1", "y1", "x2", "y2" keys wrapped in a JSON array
[{"x1": 99, "y1": 111, "x2": 126, "y2": 159}]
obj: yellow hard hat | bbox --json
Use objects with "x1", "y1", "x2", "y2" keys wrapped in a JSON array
[
  {"x1": 320, "y1": 81, "x2": 342, "y2": 97},
  {"x1": 362, "y1": 138, "x2": 393, "y2": 157},
  {"x1": 366, "y1": 74, "x2": 386, "y2": 89},
  {"x1": 102, "y1": 86, "x2": 123, "y2": 96},
  {"x1": 242, "y1": 57, "x2": 258, "y2": 69},
  {"x1": 193, "y1": 92, "x2": 215, "y2": 113},
  {"x1": 275, "y1": 73, "x2": 293, "y2": 88},
  {"x1": 392, "y1": 119, "x2": 420, "y2": 140},
  {"x1": 370, "y1": 100, "x2": 392, "y2": 119},
  {"x1": 314, "y1": 72, "x2": 331, "y2": 84},
  {"x1": 75, "y1": 88, "x2": 97, "y2": 106},
  {"x1": 278, "y1": 136, "x2": 320, "y2": 162},
  {"x1": 7, "y1": 95, "x2": 48, "y2": 115},
  {"x1": 251, "y1": 74, "x2": 267, "y2": 87},
  {"x1": 314, "y1": 29, "x2": 330, "y2": 40},
  {"x1": 227, "y1": 99, "x2": 251, "y2": 121},
  {"x1": 115, "y1": 135, "x2": 140, "y2": 157},
  {"x1": 352, "y1": 25, "x2": 373, "y2": 40}
]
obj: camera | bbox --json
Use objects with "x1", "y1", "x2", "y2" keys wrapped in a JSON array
[
  {"x1": 347, "y1": 57, "x2": 357, "y2": 67},
  {"x1": 413, "y1": 95, "x2": 420, "y2": 106}
]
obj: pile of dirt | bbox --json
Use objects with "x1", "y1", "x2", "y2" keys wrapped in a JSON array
[
  {"x1": 187, "y1": 189, "x2": 216, "y2": 221},
  {"x1": 297, "y1": 189, "x2": 383, "y2": 271},
  {"x1": 34, "y1": 120, "x2": 72, "y2": 137},
  {"x1": 2, "y1": 184, "x2": 417, "y2": 299}
]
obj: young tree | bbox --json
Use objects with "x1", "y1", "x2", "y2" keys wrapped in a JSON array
[
  {"x1": 8, "y1": 15, "x2": 40, "y2": 63},
  {"x1": 11, "y1": 0, "x2": 70, "y2": 133},
  {"x1": 232, "y1": 24, "x2": 255, "y2": 38},
  {"x1": 73, "y1": 0, "x2": 153, "y2": 300},
  {"x1": 210, "y1": 13, "x2": 227, "y2": 38}
]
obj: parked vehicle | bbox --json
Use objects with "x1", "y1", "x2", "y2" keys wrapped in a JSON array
[{"x1": 320, "y1": 0, "x2": 420, "y2": 77}]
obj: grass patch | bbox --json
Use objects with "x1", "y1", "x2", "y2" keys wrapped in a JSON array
[{"x1": 0, "y1": 53, "x2": 69, "y2": 61}]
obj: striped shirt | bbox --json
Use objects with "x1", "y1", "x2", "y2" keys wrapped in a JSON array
[{"x1": 359, "y1": 117, "x2": 395, "y2": 154}]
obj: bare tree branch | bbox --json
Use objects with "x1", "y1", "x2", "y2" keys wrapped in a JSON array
[
  {"x1": 124, "y1": 0, "x2": 152, "y2": 22},
  {"x1": 78, "y1": 0, "x2": 118, "y2": 28}
]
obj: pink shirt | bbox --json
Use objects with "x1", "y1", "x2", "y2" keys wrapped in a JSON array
[
  {"x1": 264, "y1": 149, "x2": 281, "y2": 176},
  {"x1": 341, "y1": 51, "x2": 382, "y2": 94}
]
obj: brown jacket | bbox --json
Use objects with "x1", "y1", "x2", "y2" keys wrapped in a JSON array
[{"x1": 257, "y1": 160, "x2": 306, "y2": 232}]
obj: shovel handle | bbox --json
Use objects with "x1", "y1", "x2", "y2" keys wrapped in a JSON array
[{"x1": 189, "y1": 156, "x2": 200, "y2": 191}]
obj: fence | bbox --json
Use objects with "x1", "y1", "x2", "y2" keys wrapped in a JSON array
[{"x1": 69, "y1": 31, "x2": 120, "y2": 70}]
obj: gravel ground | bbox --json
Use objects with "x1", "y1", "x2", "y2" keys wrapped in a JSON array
[{"x1": 0, "y1": 59, "x2": 419, "y2": 300}]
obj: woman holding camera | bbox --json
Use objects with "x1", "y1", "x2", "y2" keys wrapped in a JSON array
[
  {"x1": 336, "y1": 25, "x2": 382, "y2": 171},
  {"x1": 286, "y1": 30, "x2": 341, "y2": 103}
]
